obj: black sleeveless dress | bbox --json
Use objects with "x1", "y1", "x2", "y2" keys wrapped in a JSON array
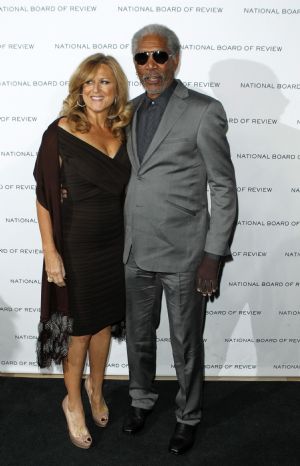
[{"x1": 58, "y1": 127, "x2": 130, "y2": 336}]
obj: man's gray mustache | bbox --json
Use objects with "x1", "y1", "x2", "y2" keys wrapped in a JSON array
[{"x1": 142, "y1": 74, "x2": 163, "y2": 80}]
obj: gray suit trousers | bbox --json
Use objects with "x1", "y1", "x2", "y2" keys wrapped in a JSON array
[{"x1": 125, "y1": 252, "x2": 205, "y2": 425}]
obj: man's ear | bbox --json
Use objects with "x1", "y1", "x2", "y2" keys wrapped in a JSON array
[{"x1": 173, "y1": 53, "x2": 180, "y2": 72}]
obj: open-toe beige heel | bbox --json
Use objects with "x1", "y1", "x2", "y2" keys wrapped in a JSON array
[
  {"x1": 84, "y1": 377, "x2": 109, "y2": 428},
  {"x1": 62, "y1": 396, "x2": 92, "y2": 449}
]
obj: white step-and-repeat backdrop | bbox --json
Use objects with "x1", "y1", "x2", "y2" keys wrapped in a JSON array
[{"x1": 1, "y1": 0, "x2": 299, "y2": 377}]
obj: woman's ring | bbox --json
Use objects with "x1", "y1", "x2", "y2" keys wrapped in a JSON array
[{"x1": 47, "y1": 276, "x2": 53, "y2": 282}]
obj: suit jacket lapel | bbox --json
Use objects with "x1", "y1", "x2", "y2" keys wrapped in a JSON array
[
  {"x1": 141, "y1": 81, "x2": 189, "y2": 165},
  {"x1": 127, "y1": 96, "x2": 144, "y2": 171}
]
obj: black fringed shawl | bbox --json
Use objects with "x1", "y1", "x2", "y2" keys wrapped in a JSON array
[{"x1": 33, "y1": 119, "x2": 73, "y2": 368}]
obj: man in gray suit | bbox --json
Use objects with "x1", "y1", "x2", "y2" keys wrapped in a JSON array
[{"x1": 122, "y1": 24, "x2": 237, "y2": 455}]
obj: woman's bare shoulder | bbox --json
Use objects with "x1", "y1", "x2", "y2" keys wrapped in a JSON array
[{"x1": 58, "y1": 117, "x2": 71, "y2": 132}]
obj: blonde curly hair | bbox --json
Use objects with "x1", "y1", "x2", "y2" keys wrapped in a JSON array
[{"x1": 60, "y1": 53, "x2": 132, "y2": 139}]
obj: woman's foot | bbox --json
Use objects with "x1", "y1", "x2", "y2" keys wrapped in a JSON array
[
  {"x1": 84, "y1": 376, "x2": 109, "y2": 427},
  {"x1": 62, "y1": 396, "x2": 92, "y2": 449}
]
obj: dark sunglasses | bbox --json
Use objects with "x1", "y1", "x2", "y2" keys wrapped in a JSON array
[{"x1": 134, "y1": 50, "x2": 173, "y2": 65}]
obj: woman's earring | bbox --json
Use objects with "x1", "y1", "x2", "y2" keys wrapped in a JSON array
[
  {"x1": 77, "y1": 94, "x2": 86, "y2": 108},
  {"x1": 114, "y1": 96, "x2": 118, "y2": 106}
]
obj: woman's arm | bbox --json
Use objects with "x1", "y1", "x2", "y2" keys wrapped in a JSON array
[{"x1": 36, "y1": 199, "x2": 66, "y2": 287}]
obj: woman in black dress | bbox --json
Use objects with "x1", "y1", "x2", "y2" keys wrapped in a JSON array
[{"x1": 34, "y1": 54, "x2": 132, "y2": 449}]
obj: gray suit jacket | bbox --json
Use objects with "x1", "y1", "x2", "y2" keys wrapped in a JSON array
[{"x1": 124, "y1": 80, "x2": 237, "y2": 272}]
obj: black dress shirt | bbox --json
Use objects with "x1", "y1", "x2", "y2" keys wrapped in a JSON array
[{"x1": 137, "y1": 80, "x2": 177, "y2": 163}]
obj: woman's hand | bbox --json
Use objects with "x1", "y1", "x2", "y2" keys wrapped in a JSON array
[
  {"x1": 44, "y1": 250, "x2": 66, "y2": 287},
  {"x1": 36, "y1": 200, "x2": 66, "y2": 287}
]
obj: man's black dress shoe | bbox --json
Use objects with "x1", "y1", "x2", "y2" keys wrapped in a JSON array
[
  {"x1": 122, "y1": 406, "x2": 151, "y2": 434},
  {"x1": 168, "y1": 422, "x2": 197, "y2": 455}
]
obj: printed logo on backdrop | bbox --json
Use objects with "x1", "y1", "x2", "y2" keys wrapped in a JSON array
[
  {"x1": 0, "y1": 185, "x2": 35, "y2": 191},
  {"x1": 228, "y1": 281, "x2": 300, "y2": 288},
  {"x1": 278, "y1": 309, "x2": 300, "y2": 316},
  {"x1": 0, "y1": 5, "x2": 98, "y2": 13},
  {"x1": 224, "y1": 337, "x2": 296, "y2": 344},
  {"x1": 284, "y1": 251, "x2": 300, "y2": 257},
  {"x1": 128, "y1": 80, "x2": 142, "y2": 89},
  {"x1": 0, "y1": 116, "x2": 37, "y2": 122},
  {"x1": 0, "y1": 150, "x2": 37, "y2": 158},
  {"x1": 231, "y1": 250, "x2": 267, "y2": 257},
  {"x1": 204, "y1": 364, "x2": 257, "y2": 371},
  {"x1": 105, "y1": 362, "x2": 128, "y2": 369},
  {"x1": 236, "y1": 186, "x2": 273, "y2": 193},
  {"x1": 273, "y1": 364, "x2": 300, "y2": 371},
  {"x1": 207, "y1": 309, "x2": 262, "y2": 316},
  {"x1": 240, "y1": 81, "x2": 300, "y2": 90},
  {"x1": 117, "y1": 5, "x2": 224, "y2": 14},
  {"x1": 235, "y1": 153, "x2": 300, "y2": 161},
  {"x1": 182, "y1": 81, "x2": 220, "y2": 90},
  {"x1": 228, "y1": 117, "x2": 278, "y2": 125},
  {"x1": 181, "y1": 44, "x2": 283, "y2": 52},
  {"x1": 15, "y1": 334, "x2": 37, "y2": 340},
  {"x1": 54, "y1": 43, "x2": 130, "y2": 50},
  {"x1": 9, "y1": 278, "x2": 41, "y2": 285},
  {"x1": 4, "y1": 217, "x2": 37, "y2": 224},
  {"x1": 0, "y1": 306, "x2": 40, "y2": 313},
  {"x1": 0, "y1": 81, "x2": 68, "y2": 87},
  {"x1": 237, "y1": 219, "x2": 300, "y2": 227},
  {"x1": 0, "y1": 248, "x2": 42, "y2": 255},
  {"x1": 243, "y1": 7, "x2": 300, "y2": 15},
  {"x1": 171, "y1": 361, "x2": 258, "y2": 372},
  {"x1": 0, "y1": 360, "x2": 37, "y2": 368},
  {"x1": 0, "y1": 44, "x2": 34, "y2": 50}
]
